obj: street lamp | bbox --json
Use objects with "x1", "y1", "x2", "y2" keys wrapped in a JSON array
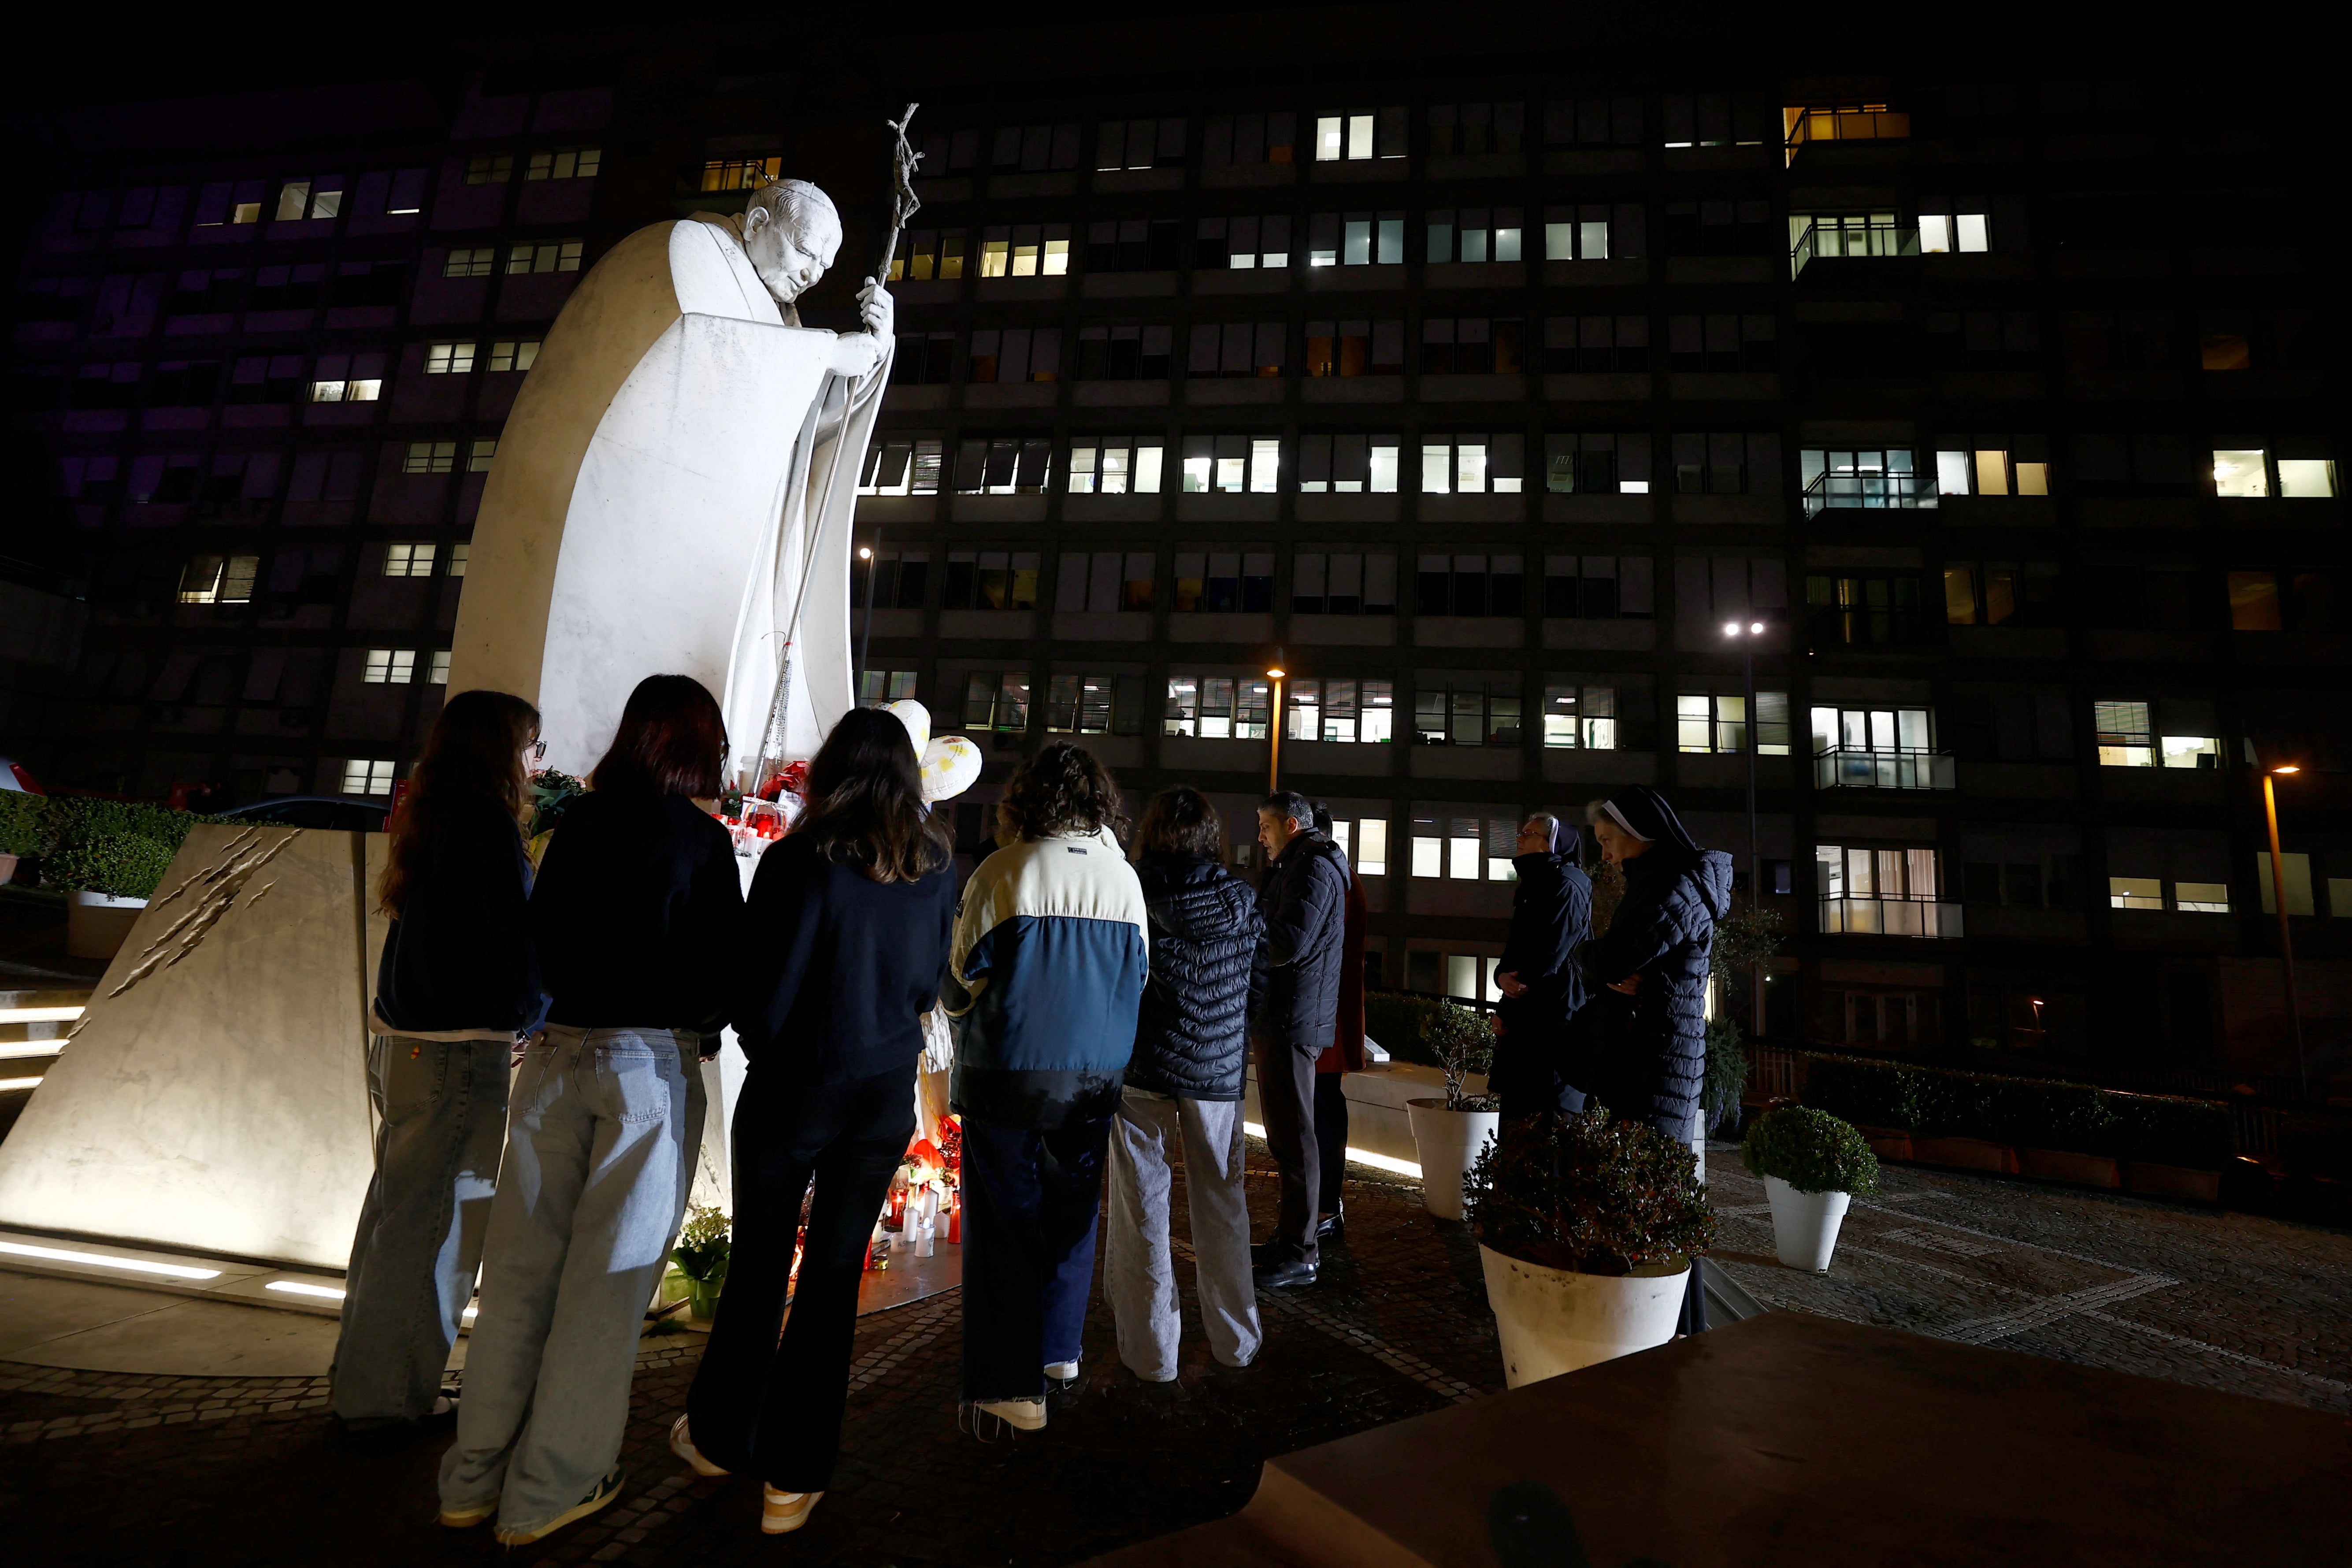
[
  {"x1": 1265, "y1": 652, "x2": 1287, "y2": 794},
  {"x1": 1724, "y1": 619, "x2": 1768, "y2": 1033},
  {"x1": 856, "y1": 540, "x2": 877, "y2": 704},
  {"x1": 2260, "y1": 761, "x2": 2307, "y2": 1093}
]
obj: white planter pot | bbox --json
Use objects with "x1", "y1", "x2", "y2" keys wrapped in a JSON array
[
  {"x1": 1406, "y1": 1097, "x2": 1499, "y2": 1221},
  {"x1": 0, "y1": 851, "x2": 17, "y2": 886},
  {"x1": 67, "y1": 889, "x2": 148, "y2": 962},
  {"x1": 1478, "y1": 1243, "x2": 1688, "y2": 1388},
  {"x1": 1763, "y1": 1174, "x2": 1851, "y2": 1272}
]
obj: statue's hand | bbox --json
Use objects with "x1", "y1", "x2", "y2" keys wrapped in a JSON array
[
  {"x1": 828, "y1": 329, "x2": 885, "y2": 379},
  {"x1": 857, "y1": 275, "x2": 895, "y2": 339}
]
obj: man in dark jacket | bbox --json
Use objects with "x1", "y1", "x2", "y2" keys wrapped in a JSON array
[
  {"x1": 1249, "y1": 790, "x2": 1350, "y2": 1287},
  {"x1": 1492, "y1": 812, "x2": 1592, "y2": 1120}
]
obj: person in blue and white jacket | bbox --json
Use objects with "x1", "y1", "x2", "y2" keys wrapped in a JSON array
[{"x1": 942, "y1": 741, "x2": 1148, "y2": 1436}]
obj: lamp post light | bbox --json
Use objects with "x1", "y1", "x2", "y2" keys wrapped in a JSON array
[
  {"x1": 1724, "y1": 619, "x2": 1767, "y2": 1034},
  {"x1": 1266, "y1": 652, "x2": 1287, "y2": 794},
  {"x1": 2261, "y1": 762, "x2": 2308, "y2": 1094},
  {"x1": 856, "y1": 539, "x2": 878, "y2": 704}
]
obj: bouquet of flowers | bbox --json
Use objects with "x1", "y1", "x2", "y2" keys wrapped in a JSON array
[
  {"x1": 671, "y1": 1205, "x2": 731, "y2": 1319},
  {"x1": 526, "y1": 768, "x2": 587, "y2": 864}
]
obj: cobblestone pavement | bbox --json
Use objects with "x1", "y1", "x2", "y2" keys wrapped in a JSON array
[{"x1": 3, "y1": 1144, "x2": 2347, "y2": 1566}]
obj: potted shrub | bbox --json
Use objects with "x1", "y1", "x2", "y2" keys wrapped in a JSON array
[
  {"x1": 2115, "y1": 1094, "x2": 2232, "y2": 1202},
  {"x1": 44, "y1": 798, "x2": 211, "y2": 961},
  {"x1": 1804, "y1": 1056, "x2": 1919, "y2": 1163},
  {"x1": 2010, "y1": 1081, "x2": 2122, "y2": 1189},
  {"x1": 0, "y1": 789, "x2": 45, "y2": 887},
  {"x1": 1743, "y1": 1106, "x2": 1880, "y2": 1271},
  {"x1": 671, "y1": 1204, "x2": 731, "y2": 1321},
  {"x1": 1462, "y1": 1109, "x2": 1716, "y2": 1387},
  {"x1": 1404, "y1": 999, "x2": 1501, "y2": 1221}
]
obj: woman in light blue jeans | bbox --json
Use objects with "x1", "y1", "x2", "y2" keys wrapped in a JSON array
[
  {"x1": 334, "y1": 689, "x2": 543, "y2": 1431},
  {"x1": 439, "y1": 675, "x2": 743, "y2": 1545}
]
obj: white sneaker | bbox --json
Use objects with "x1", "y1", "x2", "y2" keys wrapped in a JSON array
[
  {"x1": 968, "y1": 1396, "x2": 1048, "y2": 1433},
  {"x1": 1043, "y1": 1360, "x2": 1080, "y2": 1383}
]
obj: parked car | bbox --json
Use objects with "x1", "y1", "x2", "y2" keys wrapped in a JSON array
[
  {"x1": 1, "y1": 758, "x2": 43, "y2": 793},
  {"x1": 217, "y1": 796, "x2": 391, "y2": 832}
]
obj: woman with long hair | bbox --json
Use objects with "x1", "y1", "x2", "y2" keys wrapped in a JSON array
[
  {"x1": 669, "y1": 706, "x2": 957, "y2": 1535},
  {"x1": 1578, "y1": 785, "x2": 1732, "y2": 1336},
  {"x1": 334, "y1": 689, "x2": 543, "y2": 1432},
  {"x1": 942, "y1": 742, "x2": 1147, "y2": 1435},
  {"x1": 1104, "y1": 786, "x2": 1264, "y2": 1383},
  {"x1": 440, "y1": 674, "x2": 743, "y2": 1545}
]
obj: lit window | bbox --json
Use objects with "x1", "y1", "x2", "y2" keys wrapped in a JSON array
[
  {"x1": 2212, "y1": 449, "x2": 2268, "y2": 497},
  {"x1": 1298, "y1": 434, "x2": 1403, "y2": 493},
  {"x1": 362, "y1": 649, "x2": 416, "y2": 684},
  {"x1": 2159, "y1": 735, "x2": 2218, "y2": 770},
  {"x1": 1677, "y1": 693, "x2": 1792, "y2": 755},
  {"x1": 446, "y1": 542, "x2": 469, "y2": 577},
  {"x1": 962, "y1": 671, "x2": 1031, "y2": 732},
  {"x1": 1425, "y1": 208, "x2": 1524, "y2": 264},
  {"x1": 1818, "y1": 845, "x2": 1958, "y2": 936},
  {"x1": 1408, "y1": 812, "x2": 1520, "y2": 882},
  {"x1": 700, "y1": 156, "x2": 781, "y2": 193},
  {"x1": 178, "y1": 554, "x2": 259, "y2": 605},
  {"x1": 1306, "y1": 211, "x2": 1405, "y2": 266},
  {"x1": 2092, "y1": 701, "x2": 2153, "y2": 767},
  {"x1": 341, "y1": 759, "x2": 397, "y2": 794},
  {"x1": 2108, "y1": 876, "x2": 2163, "y2": 910},
  {"x1": 404, "y1": 441, "x2": 456, "y2": 474},
  {"x1": 1313, "y1": 109, "x2": 1404, "y2": 160},
  {"x1": 464, "y1": 155, "x2": 513, "y2": 185},
  {"x1": 1179, "y1": 435, "x2": 1280, "y2": 493},
  {"x1": 425, "y1": 342, "x2": 476, "y2": 375},
  {"x1": 467, "y1": 440, "x2": 497, "y2": 473},
  {"x1": 1161, "y1": 675, "x2": 1271, "y2": 739},
  {"x1": 2278, "y1": 459, "x2": 2337, "y2": 498},
  {"x1": 1933, "y1": 446, "x2": 2049, "y2": 499},
  {"x1": 1195, "y1": 215, "x2": 1293, "y2": 270},
  {"x1": 486, "y1": 340, "x2": 542, "y2": 372},
  {"x1": 1917, "y1": 212, "x2": 1990, "y2": 253},
  {"x1": 1542, "y1": 684, "x2": 1619, "y2": 749},
  {"x1": 384, "y1": 542, "x2": 437, "y2": 578},
  {"x1": 976, "y1": 224, "x2": 1070, "y2": 278},
  {"x1": 274, "y1": 182, "x2": 312, "y2": 221},
  {"x1": 524, "y1": 148, "x2": 602, "y2": 181},
  {"x1": 1065, "y1": 435, "x2": 1165, "y2": 495},
  {"x1": 428, "y1": 651, "x2": 451, "y2": 685},
  {"x1": 443, "y1": 248, "x2": 496, "y2": 279},
  {"x1": 1282, "y1": 679, "x2": 1394, "y2": 743},
  {"x1": 2174, "y1": 882, "x2": 2230, "y2": 913},
  {"x1": 857, "y1": 436, "x2": 945, "y2": 495},
  {"x1": 506, "y1": 241, "x2": 583, "y2": 274}
]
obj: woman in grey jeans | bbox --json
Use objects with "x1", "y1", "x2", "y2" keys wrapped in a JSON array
[
  {"x1": 334, "y1": 689, "x2": 544, "y2": 1432},
  {"x1": 438, "y1": 675, "x2": 743, "y2": 1545}
]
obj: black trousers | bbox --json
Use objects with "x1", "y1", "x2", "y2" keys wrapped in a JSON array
[
  {"x1": 1252, "y1": 1033, "x2": 1320, "y2": 1268},
  {"x1": 960, "y1": 1115, "x2": 1110, "y2": 1402},
  {"x1": 1313, "y1": 1071, "x2": 1349, "y2": 1217},
  {"x1": 685, "y1": 1062, "x2": 914, "y2": 1491}
]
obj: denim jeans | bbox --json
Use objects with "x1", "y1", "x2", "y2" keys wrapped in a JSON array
[
  {"x1": 1105, "y1": 1088, "x2": 1260, "y2": 1382},
  {"x1": 686, "y1": 1063, "x2": 913, "y2": 1490},
  {"x1": 439, "y1": 1027, "x2": 705, "y2": 1534},
  {"x1": 331, "y1": 1036, "x2": 510, "y2": 1423},
  {"x1": 960, "y1": 1115, "x2": 1109, "y2": 1403}
]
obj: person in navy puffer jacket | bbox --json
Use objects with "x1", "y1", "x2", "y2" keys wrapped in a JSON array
[
  {"x1": 1105, "y1": 787, "x2": 1266, "y2": 1383},
  {"x1": 942, "y1": 743, "x2": 1148, "y2": 1434}
]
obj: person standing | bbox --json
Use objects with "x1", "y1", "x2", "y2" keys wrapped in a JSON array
[
  {"x1": 672, "y1": 707, "x2": 957, "y2": 1535},
  {"x1": 334, "y1": 689, "x2": 545, "y2": 1433},
  {"x1": 440, "y1": 675, "x2": 743, "y2": 1544},
  {"x1": 1310, "y1": 804, "x2": 1368, "y2": 1241},
  {"x1": 1579, "y1": 786, "x2": 1732, "y2": 1336},
  {"x1": 942, "y1": 742, "x2": 1147, "y2": 1433},
  {"x1": 1248, "y1": 791, "x2": 1350, "y2": 1289},
  {"x1": 1491, "y1": 813, "x2": 1593, "y2": 1121},
  {"x1": 1105, "y1": 786, "x2": 1265, "y2": 1383}
]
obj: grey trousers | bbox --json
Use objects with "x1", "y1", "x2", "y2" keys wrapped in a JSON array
[
  {"x1": 331, "y1": 1036, "x2": 510, "y2": 1423},
  {"x1": 1105, "y1": 1087, "x2": 1262, "y2": 1382},
  {"x1": 439, "y1": 1027, "x2": 705, "y2": 1535}
]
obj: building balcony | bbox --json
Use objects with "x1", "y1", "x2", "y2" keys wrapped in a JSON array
[
  {"x1": 1819, "y1": 896, "x2": 1963, "y2": 938},
  {"x1": 1790, "y1": 215, "x2": 1918, "y2": 278},
  {"x1": 1783, "y1": 106, "x2": 1911, "y2": 166},
  {"x1": 1814, "y1": 747, "x2": 1956, "y2": 791},
  {"x1": 1802, "y1": 469, "x2": 1933, "y2": 516}
]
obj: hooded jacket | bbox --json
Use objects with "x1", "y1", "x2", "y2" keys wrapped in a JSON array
[
  {"x1": 942, "y1": 827, "x2": 1149, "y2": 1129},
  {"x1": 1251, "y1": 830, "x2": 1351, "y2": 1052},
  {"x1": 1577, "y1": 842, "x2": 1733, "y2": 1141},
  {"x1": 1129, "y1": 851, "x2": 1265, "y2": 1100}
]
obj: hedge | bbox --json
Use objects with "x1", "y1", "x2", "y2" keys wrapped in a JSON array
[
  {"x1": 0, "y1": 790, "x2": 45, "y2": 858},
  {"x1": 1799, "y1": 1052, "x2": 2233, "y2": 1170},
  {"x1": 39, "y1": 798, "x2": 221, "y2": 900}
]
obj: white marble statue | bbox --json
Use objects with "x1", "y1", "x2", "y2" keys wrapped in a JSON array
[{"x1": 447, "y1": 179, "x2": 894, "y2": 783}]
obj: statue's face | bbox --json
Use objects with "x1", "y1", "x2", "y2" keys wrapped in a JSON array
[{"x1": 742, "y1": 200, "x2": 841, "y2": 304}]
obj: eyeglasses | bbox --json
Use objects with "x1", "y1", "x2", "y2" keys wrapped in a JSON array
[{"x1": 527, "y1": 740, "x2": 546, "y2": 764}]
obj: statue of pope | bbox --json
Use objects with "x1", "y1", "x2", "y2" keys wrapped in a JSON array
[{"x1": 448, "y1": 179, "x2": 893, "y2": 782}]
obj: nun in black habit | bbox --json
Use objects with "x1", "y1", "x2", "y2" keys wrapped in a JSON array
[
  {"x1": 1575, "y1": 785, "x2": 1733, "y2": 1334},
  {"x1": 1490, "y1": 812, "x2": 1592, "y2": 1119}
]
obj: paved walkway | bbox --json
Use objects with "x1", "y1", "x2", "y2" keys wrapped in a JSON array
[{"x1": 2, "y1": 1145, "x2": 2346, "y2": 1565}]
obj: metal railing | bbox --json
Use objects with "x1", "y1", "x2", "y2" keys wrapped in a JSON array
[
  {"x1": 1818, "y1": 895, "x2": 1963, "y2": 938},
  {"x1": 1791, "y1": 215, "x2": 1920, "y2": 278},
  {"x1": 1802, "y1": 469, "x2": 1932, "y2": 515},
  {"x1": 1813, "y1": 747, "x2": 1957, "y2": 791}
]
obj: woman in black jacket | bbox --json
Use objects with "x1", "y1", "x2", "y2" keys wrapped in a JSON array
[
  {"x1": 1577, "y1": 785, "x2": 1732, "y2": 1334},
  {"x1": 1104, "y1": 786, "x2": 1266, "y2": 1383},
  {"x1": 1491, "y1": 812, "x2": 1593, "y2": 1120},
  {"x1": 334, "y1": 688, "x2": 543, "y2": 1432},
  {"x1": 674, "y1": 706, "x2": 957, "y2": 1536},
  {"x1": 440, "y1": 675, "x2": 743, "y2": 1545}
]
